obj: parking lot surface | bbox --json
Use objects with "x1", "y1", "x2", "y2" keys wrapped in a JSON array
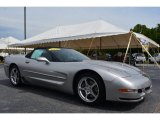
[{"x1": 0, "y1": 64, "x2": 160, "y2": 113}]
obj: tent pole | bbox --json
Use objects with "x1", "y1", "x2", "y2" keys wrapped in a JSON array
[
  {"x1": 129, "y1": 47, "x2": 131, "y2": 65},
  {"x1": 22, "y1": 7, "x2": 27, "y2": 54},
  {"x1": 100, "y1": 37, "x2": 102, "y2": 50},
  {"x1": 63, "y1": 41, "x2": 68, "y2": 47},
  {"x1": 59, "y1": 41, "x2": 61, "y2": 47},
  {"x1": 24, "y1": 47, "x2": 26, "y2": 54},
  {"x1": 87, "y1": 38, "x2": 94, "y2": 56},
  {"x1": 133, "y1": 33, "x2": 160, "y2": 69},
  {"x1": 111, "y1": 36, "x2": 120, "y2": 49},
  {"x1": 67, "y1": 41, "x2": 70, "y2": 48},
  {"x1": 123, "y1": 32, "x2": 133, "y2": 63}
]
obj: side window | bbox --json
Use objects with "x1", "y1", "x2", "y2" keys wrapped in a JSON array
[
  {"x1": 41, "y1": 50, "x2": 53, "y2": 61},
  {"x1": 31, "y1": 49, "x2": 44, "y2": 59}
]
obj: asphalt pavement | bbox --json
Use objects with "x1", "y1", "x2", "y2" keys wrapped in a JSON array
[{"x1": 0, "y1": 64, "x2": 160, "y2": 113}]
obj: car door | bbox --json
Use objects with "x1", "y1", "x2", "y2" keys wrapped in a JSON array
[{"x1": 23, "y1": 49, "x2": 68, "y2": 87}]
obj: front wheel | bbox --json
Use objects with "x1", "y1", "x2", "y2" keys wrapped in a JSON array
[
  {"x1": 75, "y1": 73, "x2": 105, "y2": 105},
  {"x1": 9, "y1": 65, "x2": 22, "y2": 86}
]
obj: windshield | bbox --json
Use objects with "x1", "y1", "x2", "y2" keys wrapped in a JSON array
[{"x1": 49, "y1": 48, "x2": 90, "y2": 62}]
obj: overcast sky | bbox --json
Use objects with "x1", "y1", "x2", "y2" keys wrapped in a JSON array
[{"x1": 0, "y1": 7, "x2": 160, "y2": 40}]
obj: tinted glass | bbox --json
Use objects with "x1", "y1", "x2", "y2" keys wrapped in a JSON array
[
  {"x1": 41, "y1": 50, "x2": 52, "y2": 61},
  {"x1": 31, "y1": 49, "x2": 44, "y2": 59},
  {"x1": 31, "y1": 49, "x2": 52, "y2": 61},
  {"x1": 49, "y1": 48, "x2": 90, "y2": 62}
]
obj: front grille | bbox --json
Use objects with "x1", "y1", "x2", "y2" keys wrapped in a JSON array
[{"x1": 119, "y1": 97, "x2": 142, "y2": 101}]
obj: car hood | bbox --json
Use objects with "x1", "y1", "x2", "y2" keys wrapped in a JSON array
[{"x1": 84, "y1": 60, "x2": 142, "y2": 78}]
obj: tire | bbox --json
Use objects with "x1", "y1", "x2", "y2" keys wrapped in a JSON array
[
  {"x1": 75, "y1": 73, "x2": 105, "y2": 105},
  {"x1": 9, "y1": 65, "x2": 22, "y2": 87}
]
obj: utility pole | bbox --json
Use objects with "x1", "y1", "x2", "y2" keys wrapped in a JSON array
[{"x1": 24, "y1": 7, "x2": 27, "y2": 54}]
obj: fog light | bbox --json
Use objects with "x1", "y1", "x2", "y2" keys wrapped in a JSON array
[{"x1": 118, "y1": 89, "x2": 137, "y2": 93}]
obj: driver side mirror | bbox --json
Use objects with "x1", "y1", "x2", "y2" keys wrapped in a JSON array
[{"x1": 36, "y1": 57, "x2": 50, "y2": 64}]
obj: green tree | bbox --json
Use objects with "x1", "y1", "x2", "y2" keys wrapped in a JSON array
[{"x1": 131, "y1": 24, "x2": 160, "y2": 44}]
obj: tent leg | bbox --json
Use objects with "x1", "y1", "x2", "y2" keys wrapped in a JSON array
[
  {"x1": 59, "y1": 41, "x2": 61, "y2": 47},
  {"x1": 123, "y1": 32, "x2": 133, "y2": 63},
  {"x1": 129, "y1": 47, "x2": 131, "y2": 65},
  {"x1": 25, "y1": 48, "x2": 26, "y2": 55},
  {"x1": 63, "y1": 41, "x2": 68, "y2": 47},
  {"x1": 96, "y1": 49, "x2": 97, "y2": 60},
  {"x1": 100, "y1": 37, "x2": 102, "y2": 50},
  {"x1": 133, "y1": 33, "x2": 160, "y2": 69},
  {"x1": 87, "y1": 38, "x2": 94, "y2": 56}
]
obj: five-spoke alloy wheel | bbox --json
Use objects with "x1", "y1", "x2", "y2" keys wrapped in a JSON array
[
  {"x1": 76, "y1": 73, "x2": 105, "y2": 105},
  {"x1": 78, "y1": 77, "x2": 99, "y2": 103},
  {"x1": 9, "y1": 65, "x2": 21, "y2": 86}
]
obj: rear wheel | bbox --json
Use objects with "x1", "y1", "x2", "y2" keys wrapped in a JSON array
[
  {"x1": 75, "y1": 73, "x2": 105, "y2": 105},
  {"x1": 9, "y1": 65, "x2": 21, "y2": 86}
]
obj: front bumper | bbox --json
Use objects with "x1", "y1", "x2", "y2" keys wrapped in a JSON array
[
  {"x1": 118, "y1": 86, "x2": 152, "y2": 102},
  {"x1": 104, "y1": 75, "x2": 152, "y2": 102}
]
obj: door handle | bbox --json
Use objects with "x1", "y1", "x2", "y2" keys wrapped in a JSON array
[{"x1": 25, "y1": 61, "x2": 30, "y2": 64}]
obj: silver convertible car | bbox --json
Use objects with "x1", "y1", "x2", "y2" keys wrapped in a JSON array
[{"x1": 4, "y1": 47, "x2": 152, "y2": 105}]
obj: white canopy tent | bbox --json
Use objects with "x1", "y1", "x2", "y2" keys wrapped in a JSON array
[
  {"x1": 0, "y1": 37, "x2": 22, "y2": 50},
  {"x1": 1, "y1": 37, "x2": 20, "y2": 44},
  {"x1": 134, "y1": 33, "x2": 159, "y2": 47},
  {"x1": 0, "y1": 43, "x2": 7, "y2": 49},
  {"x1": 8, "y1": 20, "x2": 160, "y2": 68},
  {"x1": 10, "y1": 20, "x2": 159, "y2": 49}
]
